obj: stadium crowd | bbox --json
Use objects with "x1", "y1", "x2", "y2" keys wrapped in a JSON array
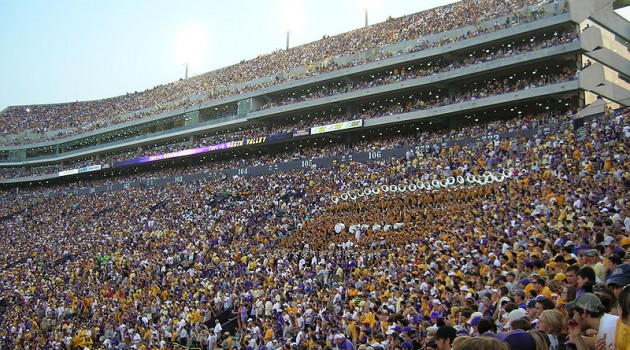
[
  {"x1": 0, "y1": 61, "x2": 577, "y2": 180},
  {"x1": 0, "y1": 0, "x2": 562, "y2": 145},
  {"x1": 0, "y1": 103, "x2": 578, "y2": 197},
  {"x1": 0, "y1": 104, "x2": 628, "y2": 350},
  {"x1": 256, "y1": 31, "x2": 577, "y2": 112},
  {"x1": 0, "y1": 102, "x2": 573, "y2": 206},
  {"x1": 3, "y1": 1, "x2": 630, "y2": 349}
]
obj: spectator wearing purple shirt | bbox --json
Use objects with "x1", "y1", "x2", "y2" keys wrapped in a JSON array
[{"x1": 334, "y1": 333, "x2": 355, "y2": 350}]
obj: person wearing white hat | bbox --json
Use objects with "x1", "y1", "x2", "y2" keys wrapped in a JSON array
[
  {"x1": 503, "y1": 308, "x2": 527, "y2": 331},
  {"x1": 602, "y1": 236, "x2": 615, "y2": 246},
  {"x1": 333, "y1": 333, "x2": 355, "y2": 350}
]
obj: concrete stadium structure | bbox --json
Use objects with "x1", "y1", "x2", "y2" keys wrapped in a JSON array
[{"x1": 0, "y1": 0, "x2": 627, "y2": 190}]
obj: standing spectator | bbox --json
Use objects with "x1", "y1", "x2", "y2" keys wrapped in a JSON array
[{"x1": 213, "y1": 320, "x2": 222, "y2": 338}]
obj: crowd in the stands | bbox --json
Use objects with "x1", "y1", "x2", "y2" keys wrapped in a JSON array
[
  {"x1": 0, "y1": 0, "x2": 560, "y2": 145},
  {"x1": 0, "y1": 61, "x2": 577, "y2": 180},
  {"x1": 0, "y1": 102, "x2": 628, "y2": 349},
  {"x1": 5, "y1": 2, "x2": 630, "y2": 349}
]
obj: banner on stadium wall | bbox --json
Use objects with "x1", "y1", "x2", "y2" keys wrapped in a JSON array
[
  {"x1": 79, "y1": 165, "x2": 102, "y2": 173},
  {"x1": 148, "y1": 146, "x2": 213, "y2": 162},
  {"x1": 310, "y1": 119, "x2": 363, "y2": 135},
  {"x1": 3, "y1": 122, "x2": 569, "y2": 200},
  {"x1": 267, "y1": 132, "x2": 293, "y2": 141},
  {"x1": 243, "y1": 133, "x2": 292, "y2": 145},
  {"x1": 245, "y1": 137, "x2": 267, "y2": 146},
  {"x1": 293, "y1": 129, "x2": 310, "y2": 137},
  {"x1": 114, "y1": 140, "x2": 245, "y2": 167},
  {"x1": 113, "y1": 134, "x2": 292, "y2": 167},
  {"x1": 59, "y1": 164, "x2": 102, "y2": 177},
  {"x1": 59, "y1": 169, "x2": 79, "y2": 177}
]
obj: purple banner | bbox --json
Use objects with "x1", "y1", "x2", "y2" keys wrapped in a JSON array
[
  {"x1": 267, "y1": 132, "x2": 293, "y2": 141},
  {"x1": 114, "y1": 140, "x2": 244, "y2": 167},
  {"x1": 113, "y1": 132, "x2": 293, "y2": 168}
]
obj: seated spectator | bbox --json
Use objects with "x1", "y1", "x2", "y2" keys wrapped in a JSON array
[
  {"x1": 566, "y1": 293, "x2": 619, "y2": 349},
  {"x1": 576, "y1": 266, "x2": 597, "y2": 297},
  {"x1": 537, "y1": 309, "x2": 566, "y2": 349},
  {"x1": 477, "y1": 317, "x2": 498, "y2": 338},
  {"x1": 452, "y1": 335, "x2": 509, "y2": 350},
  {"x1": 498, "y1": 329, "x2": 537, "y2": 350},
  {"x1": 435, "y1": 326, "x2": 457, "y2": 350},
  {"x1": 617, "y1": 285, "x2": 630, "y2": 349}
]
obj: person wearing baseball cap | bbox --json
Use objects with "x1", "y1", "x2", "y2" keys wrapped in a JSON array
[
  {"x1": 468, "y1": 315, "x2": 482, "y2": 336},
  {"x1": 497, "y1": 329, "x2": 536, "y2": 350},
  {"x1": 606, "y1": 263, "x2": 630, "y2": 317},
  {"x1": 566, "y1": 293, "x2": 619, "y2": 350},
  {"x1": 503, "y1": 308, "x2": 527, "y2": 331},
  {"x1": 606, "y1": 264, "x2": 630, "y2": 298},
  {"x1": 583, "y1": 249, "x2": 606, "y2": 283},
  {"x1": 429, "y1": 310, "x2": 441, "y2": 325},
  {"x1": 510, "y1": 289, "x2": 527, "y2": 309}
]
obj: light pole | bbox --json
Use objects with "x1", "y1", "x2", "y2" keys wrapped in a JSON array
[
  {"x1": 364, "y1": 8, "x2": 368, "y2": 28},
  {"x1": 286, "y1": 30, "x2": 290, "y2": 50},
  {"x1": 181, "y1": 62, "x2": 189, "y2": 79}
]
